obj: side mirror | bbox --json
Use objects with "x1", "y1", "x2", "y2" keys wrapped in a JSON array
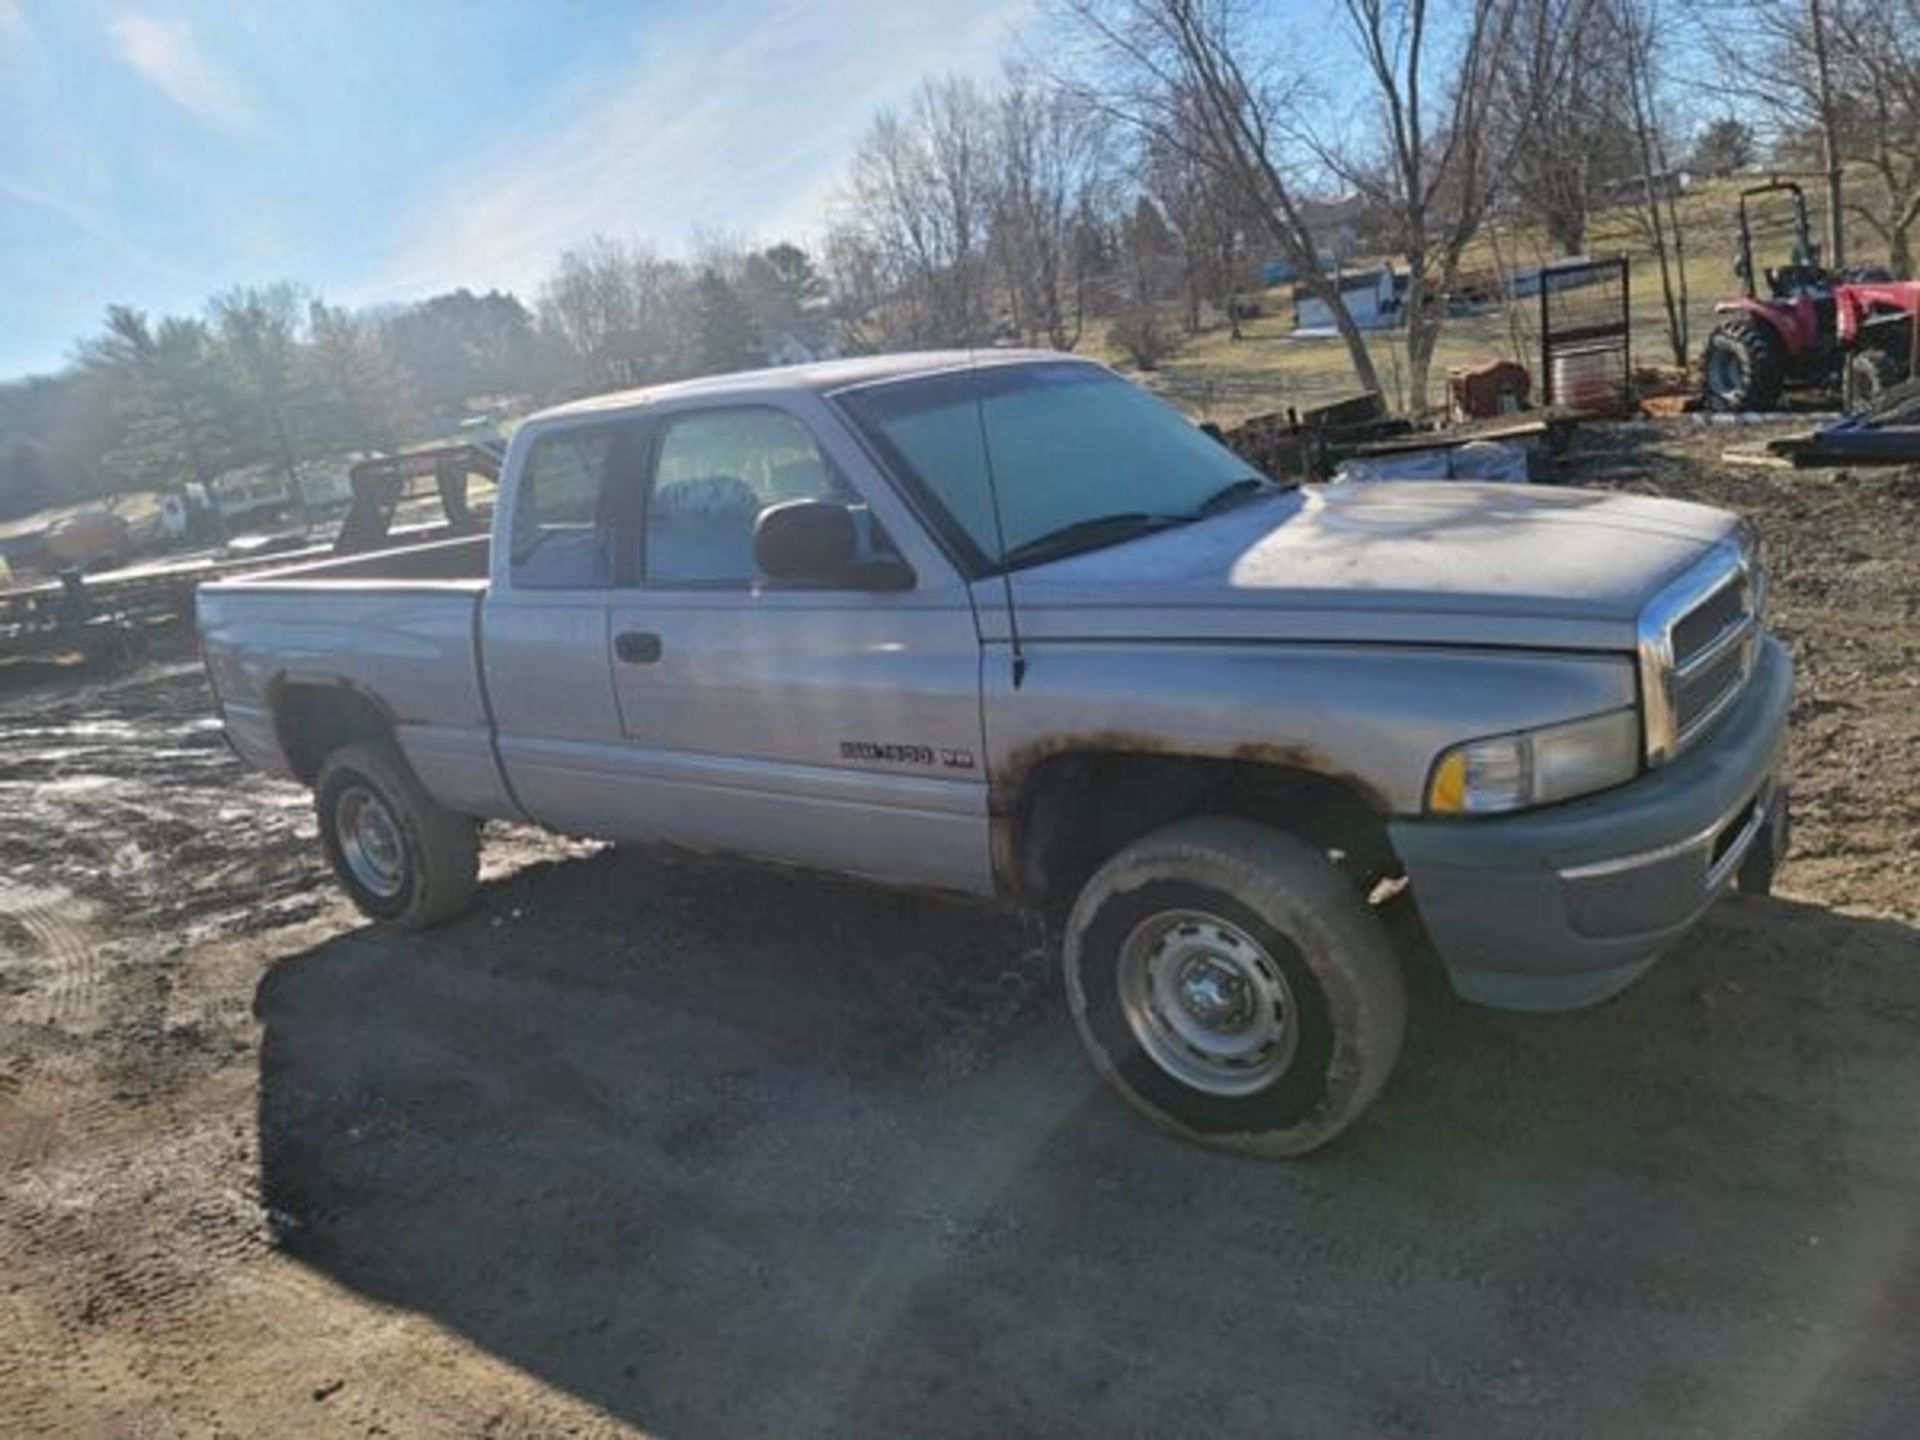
[{"x1": 754, "y1": 499, "x2": 912, "y2": 590}]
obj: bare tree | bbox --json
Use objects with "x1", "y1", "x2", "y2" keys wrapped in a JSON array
[
  {"x1": 1807, "y1": 0, "x2": 1846, "y2": 264},
  {"x1": 1617, "y1": 0, "x2": 1692, "y2": 364},
  {"x1": 1057, "y1": 0, "x2": 1387, "y2": 395},
  {"x1": 1692, "y1": 0, "x2": 1846, "y2": 259},
  {"x1": 835, "y1": 78, "x2": 999, "y2": 347},
  {"x1": 1312, "y1": 0, "x2": 1555, "y2": 412},
  {"x1": 1495, "y1": 0, "x2": 1632, "y2": 255},
  {"x1": 991, "y1": 72, "x2": 1113, "y2": 349},
  {"x1": 1142, "y1": 119, "x2": 1257, "y2": 336},
  {"x1": 538, "y1": 238, "x2": 695, "y2": 388},
  {"x1": 819, "y1": 224, "x2": 895, "y2": 352},
  {"x1": 1828, "y1": 0, "x2": 1920, "y2": 275}
]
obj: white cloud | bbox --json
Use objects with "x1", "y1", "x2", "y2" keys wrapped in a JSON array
[
  {"x1": 109, "y1": 11, "x2": 257, "y2": 132},
  {"x1": 360, "y1": 0, "x2": 1036, "y2": 304}
]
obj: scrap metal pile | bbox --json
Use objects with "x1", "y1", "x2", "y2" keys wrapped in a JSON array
[
  {"x1": 1766, "y1": 378, "x2": 1920, "y2": 466},
  {"x1": 1218, "y1": 391, "x2": 1577, "y2": 484}
]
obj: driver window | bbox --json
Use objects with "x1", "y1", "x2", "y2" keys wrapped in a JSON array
[{"x1": 644, "y1": 407, "x2": 853, "y2": 586}]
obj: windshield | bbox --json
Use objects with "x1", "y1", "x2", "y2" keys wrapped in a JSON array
[{"x1": 836, "y1": 361, "x2": 1264, "y2": 571}]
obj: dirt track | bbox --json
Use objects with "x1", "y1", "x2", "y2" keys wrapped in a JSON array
[{"x1": 3, "y1": 422, "x2": 1919, "y2": 1439}]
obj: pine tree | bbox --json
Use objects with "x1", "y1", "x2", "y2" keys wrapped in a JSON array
[
  {"x1": 80, "y1": 306, "x2": 234, "y2": 492},
  {"x1": 212, "y1": 283, "x2": 310, "y2": 512},
  {"x1": 693, "y1": 268, "x2": 764, "y2": 375}
]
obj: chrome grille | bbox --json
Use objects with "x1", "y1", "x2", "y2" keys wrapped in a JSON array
[
  {"x1": 1671, "y1": 577, "x2": 1746, "y2": 661},
  {"x1": 1638, "y1": 541, "x2": 1763, "y2": 764}
]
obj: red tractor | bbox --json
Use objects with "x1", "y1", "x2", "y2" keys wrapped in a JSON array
[{"x1": 1700, "y1": 181, "x2": 1920, "y2": 412}]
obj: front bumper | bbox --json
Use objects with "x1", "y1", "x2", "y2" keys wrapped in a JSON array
[{"x1": 1388, "y1": 636, "x2": 1792, "y2": 1012}]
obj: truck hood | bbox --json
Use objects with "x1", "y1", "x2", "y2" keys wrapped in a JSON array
[{"x1": 1000, "y1": 481, "x2": 1741, "y2": 651}]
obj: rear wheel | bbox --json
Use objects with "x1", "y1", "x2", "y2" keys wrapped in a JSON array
[
  {"x1": 1063, "y1": 817, "x2": 1406, "y2": 1158},
  {"x1": 1702, "y1": 317, "x2": 1787, "y2": 412},
  {"x1": 316, "y1": 739, "x2": 478, "y2": 928}
]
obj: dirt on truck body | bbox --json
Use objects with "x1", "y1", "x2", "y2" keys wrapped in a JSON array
[{"x1": 2, "y1": 419, "x2": 1920, "y2": 1438}]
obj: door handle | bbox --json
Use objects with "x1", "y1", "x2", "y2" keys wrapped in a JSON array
[{"x1": 615, "y1": 630, "x2": 663, "y2": 664}]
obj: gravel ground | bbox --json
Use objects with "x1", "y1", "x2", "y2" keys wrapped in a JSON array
[{"x1": 2, "y1": 420, "x2": 1918, "y2": 1439}]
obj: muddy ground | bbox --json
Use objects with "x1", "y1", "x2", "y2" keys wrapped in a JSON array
[{"x1": 2, "y1": 421, "x2": 1918, "y2": 1439}]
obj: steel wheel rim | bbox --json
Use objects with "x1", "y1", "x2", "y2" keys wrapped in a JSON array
[
  {"x1": 337, "y1": 785, "x2": 406, "y2": 899},
  {"x1": 1705, "y1": 344, "x2": 1743, "y2": 400},
  {"x1": 1118, "y1": 909, "x2": 1298, "y2": 1097}
]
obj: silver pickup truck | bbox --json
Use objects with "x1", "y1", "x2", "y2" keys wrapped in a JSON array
[{"x1": 199, "y1": 351, "x2": 1791, "y2": 1155}]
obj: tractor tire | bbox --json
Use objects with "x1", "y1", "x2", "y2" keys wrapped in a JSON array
[
  {"x1": 1702, "y1": 318, "x2": 1787, "y2": 412},
  {"x1": 1847, "y1": 347, "x2": 1907, "y2": 412}
]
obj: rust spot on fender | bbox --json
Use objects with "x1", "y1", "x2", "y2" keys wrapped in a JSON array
[
  {"x1": 994, "y1": 728, "x2": 1173, "y2": 810},
  {"x1": 1228, "y1": 738, "x2": 1331, "y2": 770},
  {"x1": 1231, "y1": 739, "x2": 1390, "y2": 812},
  {"x1": 995, "y1": 729, "x2": 1387, "y2": 813}
]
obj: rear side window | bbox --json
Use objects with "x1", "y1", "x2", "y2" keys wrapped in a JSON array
[
  {"x1": 645, "y1": 407, "x2": 851, "y2": 585},
  {"x1": 510, "y1": 424, "x2": 641, "y2": 589}
]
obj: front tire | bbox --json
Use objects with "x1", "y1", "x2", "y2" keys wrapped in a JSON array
[
  {"x1": 1702, "y1": 317, "x2": 1787, "y2": 412},
  {"x1": 315, "y1": 739, "x2": 478, "y2": 929},
  {"x1": 1063, "y1": 817, "x2": 1406, "y2": 1158},
  {"x1": 1847, "y1": 346, "x2": 1906, "y2": 411}
]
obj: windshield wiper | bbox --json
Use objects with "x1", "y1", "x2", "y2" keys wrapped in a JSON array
[
  {"x1": 1000, "y1": 512, "x2": 1193, "y2": 569},
  {"x1": 1195, "y1": 476, "x2": 1281, "y2": 516}
]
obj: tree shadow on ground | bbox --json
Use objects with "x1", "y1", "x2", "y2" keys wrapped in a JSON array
[{"x1": 255, "y1": 847, "x2": 1920, "y2": 1440}]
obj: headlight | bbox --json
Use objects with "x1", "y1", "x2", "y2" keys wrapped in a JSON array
[{"x1": 1426, "y1": 709, "x2": 1641, "y2": 815}]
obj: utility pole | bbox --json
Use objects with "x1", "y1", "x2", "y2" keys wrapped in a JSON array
[{"x1": 1808, "y1": 0, "x2": 1845, "y2": 265}]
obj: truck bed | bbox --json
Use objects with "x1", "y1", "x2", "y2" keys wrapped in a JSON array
[
  {"x1": 197, "y1": 534, "x2": 510, "y2": 818},
  {"x1": 225, "y1": 532, "x2": 491, "y2": 585}
]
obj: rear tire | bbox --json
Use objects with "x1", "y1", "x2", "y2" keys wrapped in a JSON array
[
  {"x1": 1702, "y1": 317, "x2": 1787, "y2": 412},
  {"x1": 316, "y1": 739, "x2": 478, "y2": 929},
  {"x1": 1063, "y1": 817, "x2": 1406, "y2": 1158}
]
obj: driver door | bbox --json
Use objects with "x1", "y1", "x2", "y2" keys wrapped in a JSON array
[{"x1": 605, "y1": 398, "x2": 992, "y2": 894}]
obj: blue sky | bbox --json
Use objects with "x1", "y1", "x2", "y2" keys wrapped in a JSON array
[{"x1": 0, "y1": 0, "x2": 1037, "y2": 380}]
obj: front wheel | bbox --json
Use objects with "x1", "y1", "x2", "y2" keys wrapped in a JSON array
[
  {"x1": 315, "y1": 739, "x2": 478, "y2": 929},
  {"x1": 1063, "y1": 817, "x2": 1406, "y2": 1158},
  {"x1": 1701, "y1": 317, "x2": 1787, "y2": 412},
  {"x1": 1846, "y1": 347, "x2": 1907, "y2": 412}
]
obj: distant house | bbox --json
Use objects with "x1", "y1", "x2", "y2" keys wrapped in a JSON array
[{"x1": 1293, "y1": 266, "x2": 1401, "y2": 332}]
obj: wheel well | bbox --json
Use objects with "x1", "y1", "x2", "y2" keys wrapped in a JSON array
[
  {"x1": 1010, "y1": 751, "x2": 1394, "y2": 907},
  {"x1": 271, "y1": 681, "x2": 393, "y2": 783}
]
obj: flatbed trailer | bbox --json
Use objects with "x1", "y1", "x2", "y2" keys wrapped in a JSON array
[{"x1": 1, "y1": 442, "x2": 501, "y2": 665}]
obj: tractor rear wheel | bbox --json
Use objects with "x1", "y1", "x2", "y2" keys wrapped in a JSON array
[
  {"x1": 1702, "y1": 317, "x2": 1788, "y2": 412},
  {"x1": 1846, "y1": 347, "x2": 1907, "y2": 411}
]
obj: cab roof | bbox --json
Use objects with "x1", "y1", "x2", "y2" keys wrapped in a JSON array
[{"x1": 529, "y1": 348, "x2": 1077, "y2": 423}]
